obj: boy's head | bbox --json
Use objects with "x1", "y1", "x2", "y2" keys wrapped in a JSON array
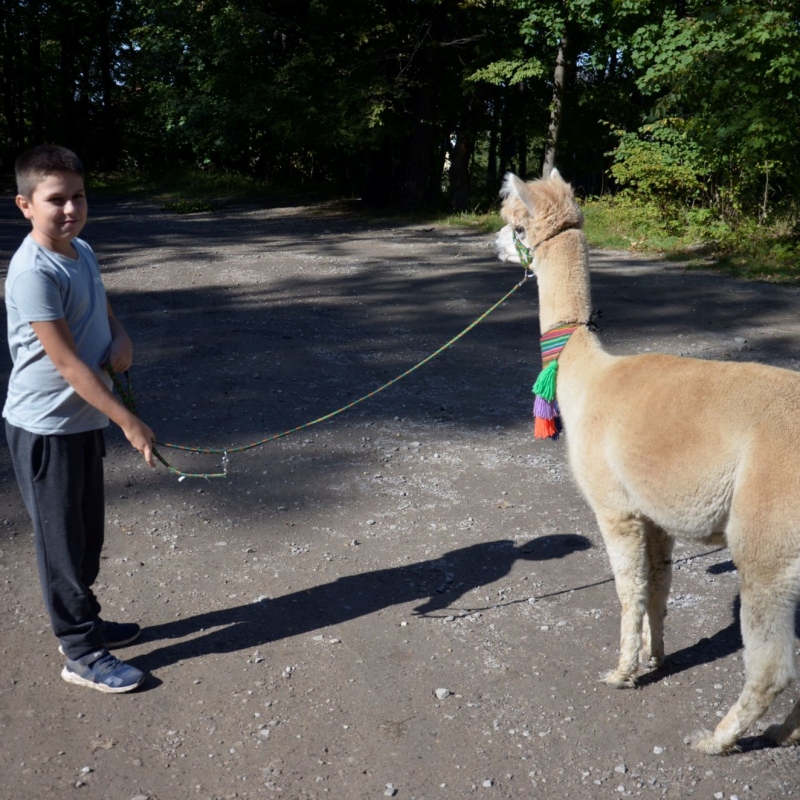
[
  {"x1": 15, "y1": 145, "x2": 84, "y2": 199},
  {"x1": 15, "y1": 145, "x2": 88, "y2": 256}
]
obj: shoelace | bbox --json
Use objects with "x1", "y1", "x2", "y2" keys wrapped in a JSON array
[{"x1": 75, "y1": 651, "x2": 122, "y2": 675}]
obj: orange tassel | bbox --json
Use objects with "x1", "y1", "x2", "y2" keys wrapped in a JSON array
[{"x1": 534, "y1": 416, "x2": 558, "y2": 439}]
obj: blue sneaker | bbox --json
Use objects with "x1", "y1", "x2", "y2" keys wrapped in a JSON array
[
  {"x1": 100, "y1": 620, "x2": 141, "y2": 648},
  {"x1": 58, "y1": 619, "x2": 141, "y2": 656},
  {"x1": 61, "y1": 649, "x2": 145, "y2": 694}
]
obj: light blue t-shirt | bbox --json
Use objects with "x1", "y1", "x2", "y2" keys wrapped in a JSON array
[{"x1": 3, "y1": 235, "x2": 113, "y2": 434}]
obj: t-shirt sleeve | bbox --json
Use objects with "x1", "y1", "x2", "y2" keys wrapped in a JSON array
[{"x1": 8, "y1": 267, "x2": 65, "y2": 323}]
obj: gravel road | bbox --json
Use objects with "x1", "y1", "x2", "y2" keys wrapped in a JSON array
[{"x1": 0, "y1": 194, "x2": 798, "y2": 799}]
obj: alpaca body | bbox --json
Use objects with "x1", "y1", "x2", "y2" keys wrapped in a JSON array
[{"x1": 497, "y1": 170, "x2": 800, "y2": 754}]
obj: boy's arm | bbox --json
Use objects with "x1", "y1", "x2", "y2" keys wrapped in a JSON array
[
  {"x1": 106, "y1": 301, "x2": 133, "y2": 373},
  {"x1": 30, "y1": 318, "x2": 156, "y2": 468}
]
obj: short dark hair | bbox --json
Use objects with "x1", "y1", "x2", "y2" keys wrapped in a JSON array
[{"x1": 15, "y1": 145, "x2": 85, "y2": 198}]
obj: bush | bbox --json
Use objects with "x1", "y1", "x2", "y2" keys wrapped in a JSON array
[{"x1": 609, "y1": 120, "x2": 710, "y2": 212}]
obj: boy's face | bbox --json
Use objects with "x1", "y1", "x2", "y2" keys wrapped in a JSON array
[{"x1": 16, "y1": 171, "x2": 88, "y2": 257}]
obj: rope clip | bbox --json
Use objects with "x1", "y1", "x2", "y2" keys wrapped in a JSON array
[{"x1": 512, "y1": 229, "x2": 536, "y2": 274}]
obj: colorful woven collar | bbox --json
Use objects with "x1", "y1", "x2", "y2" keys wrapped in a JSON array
[
  {"x1": 531, "y1": 324, "x2": 579, "y2": 440},
  {"x1": 540, "y1": 324, "x2": 579, "y2": 366}
]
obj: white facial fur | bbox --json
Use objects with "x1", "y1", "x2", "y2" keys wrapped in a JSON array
[{"x1": 494, "y1": 223, "x2": 521, "y2": 264}]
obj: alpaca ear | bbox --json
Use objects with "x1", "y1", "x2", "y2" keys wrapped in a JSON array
[
  {"x1": 500, "y1": 172, "x2": 536, "y2": 212},
  {"x1": 550, "y1": 167, "x2": 562, "y2": 181}
]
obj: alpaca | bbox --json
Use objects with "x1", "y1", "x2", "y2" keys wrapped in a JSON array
[{"x1": 495, "y1": 169, "x2": 800, "y2": 755}]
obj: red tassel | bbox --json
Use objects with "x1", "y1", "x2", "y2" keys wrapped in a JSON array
[{"x1": 534, "y1": 416, "x2": 558, "y2": 439}]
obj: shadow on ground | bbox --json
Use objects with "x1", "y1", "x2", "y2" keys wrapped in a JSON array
[{"x1": 132, "y1": 534, "x2": 591, "y2": 673}]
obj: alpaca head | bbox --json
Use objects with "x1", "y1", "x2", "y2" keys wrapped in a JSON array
[{"x1": 494, "y1": 169, "x2": 584, "y2": 271}]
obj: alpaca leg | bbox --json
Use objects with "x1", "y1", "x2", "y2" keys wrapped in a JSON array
[
  {"x1": 595, "y1": 513, "x2": 649, "y2": 689},
  {"x1": 690, "y1": 584, "x2": 797, "y2": 754},
  {"x1": 641, "y1": 524, "x2": 674, "y2": 669},
  {"x1": 764, "y1": 696, "x2": 800, "y2": 747}
]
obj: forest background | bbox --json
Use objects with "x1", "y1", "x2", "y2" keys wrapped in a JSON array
[{"x1": 2, "y1": 0, "x2": 799, "y2": 277}]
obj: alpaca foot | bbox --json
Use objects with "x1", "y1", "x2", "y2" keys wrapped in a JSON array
[
  {"x1": 641, "y1": 653, "x2": 664, "y2": 670},
  {"x1": 764, "y1": 723, "x2": 800, "y2": 747},
  {"x1": 601, "y1": 669, "x2": 637, "y2": 689},
  {"x1": 685, "y1": 728, "x2": 740, "y2": 756}
]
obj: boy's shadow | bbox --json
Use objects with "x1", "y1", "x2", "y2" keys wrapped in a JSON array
[{"x1": 131, "y1": 533, "x2": 591, "y2": 673}]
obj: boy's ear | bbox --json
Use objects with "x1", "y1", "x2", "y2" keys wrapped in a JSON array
[{"x1": 16, "y1": 195, "x2": 33, "y2": 220}]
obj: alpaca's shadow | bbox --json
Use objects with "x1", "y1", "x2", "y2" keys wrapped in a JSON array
[
  {"x1": 638, "y1": 582, "x2": 800, "y2": 690},
  {"x1": 637, "y1": 596, "x2": 743, "y2": 688},
  {"x1": 706, "y1": 559, "x2": 736, "y2": 575},
  {"x1": 130, "y1": 533, "x2": 591, "y2": 673}
]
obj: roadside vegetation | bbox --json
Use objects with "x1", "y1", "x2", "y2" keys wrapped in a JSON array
[
  {"x1": 59, "y1": 0, "x2": 797, "y2": 286},
  {"x1": 94, "y1": 165, "x2": 800, "y2": 284}
]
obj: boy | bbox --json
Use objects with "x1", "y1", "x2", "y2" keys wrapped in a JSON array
[{"x1": 4, "y1": 145, "x2": 156, "y2": 693}]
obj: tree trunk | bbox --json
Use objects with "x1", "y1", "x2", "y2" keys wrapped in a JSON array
[
  {"x1": 449, "y1": 92, "x2": 485, "y2": 211},
  {"x1": 29, "y1": 0, "x2": 44, "y2": 146},
  {"x1": 518, "y1": 82, "x2": 528, "y2": 179},
  {"x1": 98, "y1": 0, "x2": 117, "y2": 169},
  {"x1": 542, "y1": 29, "x2": 569, "y2": 178},
  {"x1": 398, "y1": 70, "x2": 442, "y2": 211},
  {"x1": 486, "y1": 92, "x2": 500, "y2": 187},
  {"x1": 58, "y1": 6, "x2": 77, "y2": 151},
  {"x1": 1, "y1": 0, "x2": 24, "y2": 155}
]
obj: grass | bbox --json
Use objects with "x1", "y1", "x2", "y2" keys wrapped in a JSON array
[
  {"x1": 91, "y1": 168, "x2": 269, "y2": 213},
  {"x1": 581, "y1": 196, "x2": 800, "y2": 283},
  {"x1": 443, "y1": 196, "x2": 800, "y2": 282},
  {"x1": 439, "y1": 210, "x2": 507, "y2": 235}
]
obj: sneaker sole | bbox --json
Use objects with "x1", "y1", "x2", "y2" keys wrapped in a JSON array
[
  {"x1": 58, "y1": 629, "x2": 141, "y2": 656},
  {"x1": 61, "y1": 665, "x2": 144, "y2": 694}
]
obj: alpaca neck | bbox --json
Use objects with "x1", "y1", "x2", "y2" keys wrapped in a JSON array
[{"x1": 535, "y1": 229, "x2": 592, "y2": 334}]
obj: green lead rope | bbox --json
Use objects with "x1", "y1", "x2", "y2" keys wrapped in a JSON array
[
  {"x1": 105, "y1": 365, "x2": 182, "y2": 476},
  {"x1": 106, "y1": 274, "x2": 530, "y2": 481}
]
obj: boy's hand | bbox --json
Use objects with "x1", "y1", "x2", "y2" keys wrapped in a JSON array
[
  {"x1": 106, "y1": 301, "x2": 134, "y2": 373},
  {"x1": 122, "y1": 417, "x2": 157, "y2": 468},
  {"x1": 31, "y1": 317, "x2": 157, "y2": 468},
  {"x1": 106, "y1": 331, "x2": 134, "y2": 373}
]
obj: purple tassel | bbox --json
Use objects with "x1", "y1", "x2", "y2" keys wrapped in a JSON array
[{"x1": 533, "y1": 396, "x2": 558, "y2": 420}]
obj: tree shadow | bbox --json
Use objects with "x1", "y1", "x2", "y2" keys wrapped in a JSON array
[{"x1": 130, "y1": 534, "x2": 591, "y2": 674}]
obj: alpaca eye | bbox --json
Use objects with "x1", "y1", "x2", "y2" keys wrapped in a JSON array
[{"x1": 514, "y1": 226, "x2": 526, "y2": 236}]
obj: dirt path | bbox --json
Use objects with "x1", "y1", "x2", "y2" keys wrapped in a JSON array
[{"x1": 0, "y1": 196, "x2": 798, "y2": 800}]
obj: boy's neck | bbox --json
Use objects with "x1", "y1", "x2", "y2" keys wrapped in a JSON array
[{"x1": 30, "y1": 230, "x2": 79, "y2": 259}]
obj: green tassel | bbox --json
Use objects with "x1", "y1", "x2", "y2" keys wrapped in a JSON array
[{"x1": 532, "y1": 359, "x2": 558, "y2": 402}]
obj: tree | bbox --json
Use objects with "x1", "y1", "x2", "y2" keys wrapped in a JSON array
[
  {"x1": 624, "y1": 0, "x2": 800, "y2": 217},
  {"x1": 509, "y1": 0, "x2": 654, "y2": 190}
]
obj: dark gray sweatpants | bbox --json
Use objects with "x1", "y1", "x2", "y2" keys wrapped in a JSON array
[{"x1": 5, "y1": 422, "x2": 106, "y2": 660}]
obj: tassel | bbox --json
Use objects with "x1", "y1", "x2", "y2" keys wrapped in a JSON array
[
  {"x1": 533, "y1": 396, "x2": 558, "y2": 419},
  {"x1": 534, "y1": 416, "x2": 559, "y2": 439},
  {"x1": 532, "y1": 362, "x2": 561, "y2": 439},
  {"x1": 530, "y1": 324, "x2": 578, "y2": 442},
  {"x1": 532, "y1": 359, "x2": 558, "y2": 401}
]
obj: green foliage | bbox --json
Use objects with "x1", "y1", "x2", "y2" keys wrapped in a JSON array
[
  {"x1": 581, "y1": 194, "x2": 800, "y2": 282},
  {"x1": 694, "y1": 219, "x2": 800, "y2": 282},
  {"x1": 468, "y1": 58, "x2": 547, "y2": 86},
  {"x1": 3, "y1": 0, "x2": 800, "y2": 229},
  {"x1": 162, "y1": 198, "x2": 219, "y2": 214},
  {"x1": 440, "y1": 210, "x2": 506, "y2": 234},
  {"x1": 609, "y1": 119, "x2": 710, "y2": 209},
  {"x1": 581, "y1": 195, "x2": 694, "y2": 251},
  {"x1": 627, "y1": 1, "x2": 800, "y2": 216}
]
